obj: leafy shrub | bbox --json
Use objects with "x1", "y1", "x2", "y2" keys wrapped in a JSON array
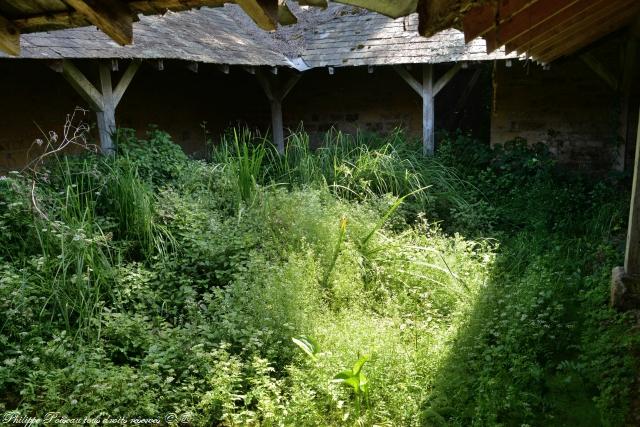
[{"x1": 0, "y1": 125, "x2": 636, "y2": 427}]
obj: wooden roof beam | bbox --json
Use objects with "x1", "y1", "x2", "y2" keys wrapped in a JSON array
[
  {"x1": 484, "y1": 0, "x2": 582, "y2": 53},
  {"x1": 64, "y1": 0, "x2": 133, "y2": 45},
  {"x1": 505, "y1": 0, "x2": 609, "y2": 54},
  {"x1": 333, "y1": 0, "x2": 416, "y2": 19},
  {"x1": 537, "y1": 5, "x2": 640, "y2": 63},
  {"x1": 0, "y1": 14, "x2": 19, "y2": 56},
  {"x1": 521, "y1": 0, "x2": 635, "y2": 56},
  {"x1": 462, "y1": 0, "x2": 540, "y2": 43},
  {"x1": 235, "y1": 0, "x2": 278, "y2": 31}
]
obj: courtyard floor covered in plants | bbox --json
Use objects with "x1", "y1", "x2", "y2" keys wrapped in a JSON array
[{"x1": 0, "y1": 124, "x2": 638, "y2": 426}]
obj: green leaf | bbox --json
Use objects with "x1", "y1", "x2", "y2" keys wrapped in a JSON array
[
  {"x1": 292, "y1": 336, "x2": 318, "y2": 360},
  {"x1": 352, "y1": 355, "x2": 369, "y2": 375},
  {"x1": 333, "y1": 370, "x2": 354, "y2": 380}
]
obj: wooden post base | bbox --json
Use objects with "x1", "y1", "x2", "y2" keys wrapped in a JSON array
[{"x1": 611, "y1": 266, "x2": 640, "y2": 310}]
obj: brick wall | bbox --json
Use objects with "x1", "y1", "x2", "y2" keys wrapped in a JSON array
[
  {"x1": 0, "y1": 59, "x2": 487, "y2": 172},
  {"x1": 0, "y1": 60, "x2": 270, "y2": 172},
  {"x1": 491, "y1": 58, "x2": 625, "y2": 170}
]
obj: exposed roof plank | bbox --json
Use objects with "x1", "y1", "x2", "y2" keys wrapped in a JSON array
[
  {"x1": 235, "y1": 0, "x2": 278, "y2": 31},
  {"x1": 0, "y1": 14, "x2": 20, "y2": 55},
  {"x1": 485, "y1": 0, "x2": 582, "y2": 53},
  {"x1": 505, "y1": 0, "x2": 608, "y2": 54},
  {"x1": 513, "y1": 0, "x2": 627, "y2": 55},
  {"x1": 529, "y1": 0, "x2": 637, "y2": 57},
  {"x1": 462, "y1": 0, "x2": 539, "y2": 44},
  {"x1": 64, "y1": 0, "x2": 133, "y2": 45},
  {"x1": 536, "y1": 4, "x2": 640, "y2": 62}
]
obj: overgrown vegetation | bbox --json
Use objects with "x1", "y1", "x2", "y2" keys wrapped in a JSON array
[{"x1": 0, "y1": 123, "x2": 637, "y2": 426}]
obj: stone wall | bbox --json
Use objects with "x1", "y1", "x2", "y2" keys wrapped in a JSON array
[
  {"x1": 0, "y1": 60, "x2": 491, "y2": 172},
  {"x1": 491, "y1": 58, "x2": 629, "y2": 170}
]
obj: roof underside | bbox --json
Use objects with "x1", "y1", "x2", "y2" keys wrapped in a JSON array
[
  {"x1": 0, "y1": 0, "x2": 637, "y2": 64},
  {"x1": 458, "y1": 0, "x2": 640, "y2": 63},
  {"x1": 0, "y1": 4, "x2": 515, "y2": 68}
]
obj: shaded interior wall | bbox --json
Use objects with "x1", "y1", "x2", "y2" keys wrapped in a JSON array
[
  {"x1": 283, "y1": 64, "x2": 492, "y2": 145},
  {"x1": 491, "y1": 58, "x2": 627, "y2": 170},
  {"x1": 0, "y1": 60, "x2": 270, "y2": 172},
  {"x1": 0, "y1": 59, "x2": 491, "y2": 171}
]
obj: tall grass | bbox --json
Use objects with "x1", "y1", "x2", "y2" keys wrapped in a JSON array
[
  {"x1": 213, "y1": 128, "x2": 268, "y2": 202},
  {"x1": 212, "y1": 127, "x2": 471, "y2": 216},
  {"x1": 19, "y1": 151, "x2": 173, "y2": 338}
]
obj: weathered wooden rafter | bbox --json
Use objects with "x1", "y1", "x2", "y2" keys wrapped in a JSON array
[
  {"x1": 0, "y1": 14, "x2": 19, "y2": 56},
  {"x1": 64, "y1": 0, "x2": 133, "y2": 45}
]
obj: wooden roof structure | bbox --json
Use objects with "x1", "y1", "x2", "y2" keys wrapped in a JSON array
[
  {"x1": 0, "y1": 4, "x2": 514, "y2": 68},
  {"x1": 3, "y1": 1, "x2": 637, "y2": 64},
  {"x1": 0, "y1": 6, "x2": 292, "y2": 66},
  {"x1": 0, "y1": 0, "x2": 316, "y2": 56}
]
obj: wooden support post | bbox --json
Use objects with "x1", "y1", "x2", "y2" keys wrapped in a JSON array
[
  {"x1": 54, "y1": 59, "x2": 139, "y2": 154},
  {"x1": 271, "y1": 99, "x2": 284, "y2": 153},
  {"x1": 393, "y1": 63, "x2": 460, "y2": 156},
  {"x1": 422, "y1": 64, "x2": 434, "y2": 156},
  {"x1": 97, "y1": 61, "x2": 116, "y2": 154},
  {"x1": 625, "y1": 107, "x2": 640, "y2": 276},
  {"x1": 614, "y1": 107, "x2": 640, "y2": 308},
  {"x1": 616, "y1": 36, "x2": 638, "y2": 171},
  {"x1": 257, "y1": 71, "x2": 301, "y2": 154}
]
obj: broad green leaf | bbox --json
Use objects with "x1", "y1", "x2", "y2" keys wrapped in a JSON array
[
  {"x1": 292, "y1": 336, "x2": 318, "y2": 360},
  {"x1": 352, "y1": 355, "x2": 369, "y2": 375}
]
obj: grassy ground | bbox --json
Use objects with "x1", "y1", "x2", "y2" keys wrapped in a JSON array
[{"x1": 0, "y1": 125, "x2": 637, "y2": 426}]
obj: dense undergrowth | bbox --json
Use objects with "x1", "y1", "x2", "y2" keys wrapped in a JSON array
[{"x1": 0, "y1": 125, "x2": 637, "y2": 426}]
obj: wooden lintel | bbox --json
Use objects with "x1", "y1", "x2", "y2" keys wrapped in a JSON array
[
  {"x1": 59, "y1": 60, "x2": 104, "y2": 112},
  {"x1": 0, "y1": 14, "x2": 20, "y2": 56},
  {"x1": 113, "y1": 60, "x2": 141, "y2": 107},
  {"x1": 65, "y1": 0, "x2": 133, "y2": 46},
  {"x1": 580, "y1": 52, "x2": 618, "y2": 91},
  {"x1": 392, "y1": 65, "x2": 422, "y2": 97},
  {"x1": 433, "y1": 63, "x2": 462, "y2": 96}
]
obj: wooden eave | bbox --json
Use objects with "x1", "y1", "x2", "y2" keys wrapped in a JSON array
[{"x1": 452, "y1": 0, "x2": 640, "y2": 63}]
